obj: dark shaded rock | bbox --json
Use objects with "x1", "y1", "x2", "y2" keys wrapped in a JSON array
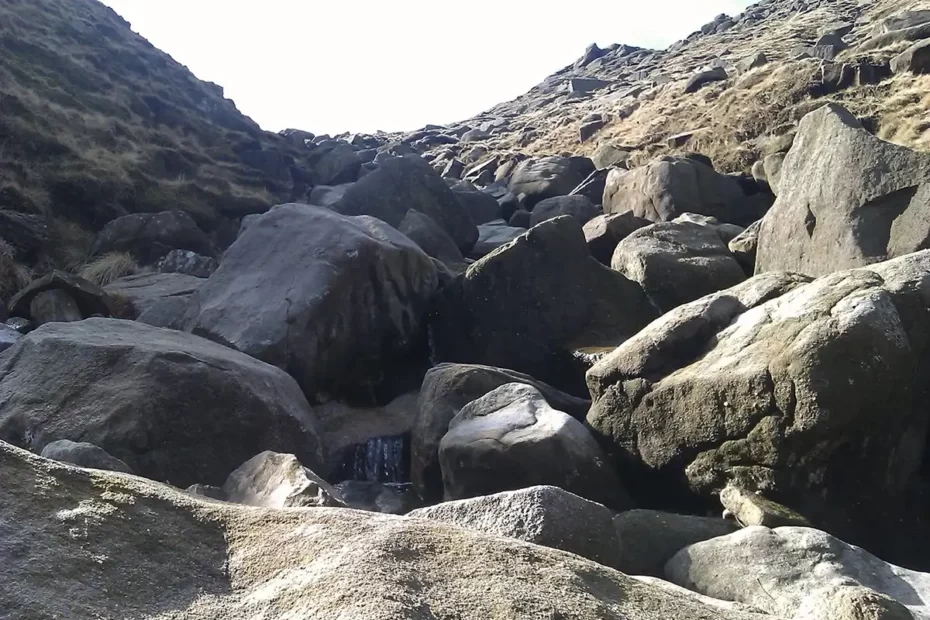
[
  {"x1": 92, "y1": 211, "x2": 214, "y2": 265},
  {"x1": 470, "y1": 220, "x2": 525, "y2": 258},
  {"x1": 0, "y1": 210, "x2": 48, "y2": 262},
  {"x1": 568, "y1": 78, "x2": 611, "y2": 93},
  {"x1": 441, "y1": 159, "x2": 465, "y2": 179},
  {"x1": 580, "y1": 119, "x2": 607, "y2": 143},
  {"x1": 40, "y1": 439, "x2": 133, "y2": 474},
  {"x1": 307, "y1": 184, "x2": 351, "y2": 207},
  {"x1": 736, "y1": 53, "x2": 768, "y2": 73},
  {"x1": 570, "y1": 169, "x2": 609, "y2": 205},
  {"x1": 0, "y1": 319, "x2": 323, "y2": 487},
  {"x1": 10, "y1": 271, "x2": 112, "y2": 320},
  {"x1": 509, "y1": 156, "x2": 595, "y2": 209},
  {"x1": 591, "y1": 145, "x2": 631, "y2": 170},
  {"x1": 310, "y1": 141, "x2": 362, "y2": 185},
  {"x1": 684, "y1": 67, "x2": 728, "y2": 93},
  {"x1": 29, "y1": 289, "x2": 82, "y2": 325},
  {"x1": 105, "y1": 273, "x2": 204, "y2": 321},
  {"x1": 0, "y1": 324, "x2": 21, "y2": 352},
  {"x1": 891, "y1": 39, "x2": 930, "y2": 74},
  {"x1": 399, "y1": 210, "x2": 466, "y2": 272},
  {"x1": 584, "y1": 212, "x2": 651, "y2": 265},
  {"x1": 451, "y1": 187, "x2": 501, "y2": 225},
  {"x1": 530, "y1": 195, "x2": 599, "y2": 228},
  {"x1": 335, "y1": 480, "x2": 416, "y2": 514}
]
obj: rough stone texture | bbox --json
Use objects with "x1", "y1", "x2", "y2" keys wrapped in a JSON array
[
  {"x1": 763, "y1": 153, "x2": 785, "y2": 195},
  {"x1": 451, "y1": 187, "x2": 502, "y2": 225},
  {"x1": 584, "y1": 212, "x2": 652, "y2": 265},
  {"x1": 105, "y1": 273, "x2": 204, "y2": 327},
  {"x1": 792, "y1": 585, "x2": 915, "y2": 620},
  {"x1": 439, "y1": 384, "x2": 631, "y2": 509},
  {"x1": 331, "y1": 155, "x2": 478, "y2": 253},
  {"x1": 0, "y1": 441, "x2": 777, "y2": 620},
  {"x1": 720, "y1": 484, "x2": 811, "y2": 528},
  {"x1": 508, "y1": 156, "x2": 596, "y2": 208},
  {"x1": 221, "y1": 451, "x2": 343, "y2": 508},
  {"x1": 603, "y1": 156, "x2": 764, "y2": 227},
  {"x1": 409, "y1": 486, "x2": 625, "y2": 570},
  {"x1": 611, "y1": 222, "x2": 747, "y2": 312},
  {"x1": 40, "y1": 439, "x2": 133, "y2": 474},
  {"x1": 310, "y1": 141, "x2": 362, "y2": 185},
  {"x1": 29, "y1": 289, "x2": 82, "y2": 325},
  {"x1": 430, "y1": 217, "x2": 658, "y2": 394},
  {"x1": 729, "y1": 220, "x2": 761, "y2": 273},
  {"x1": 587, "y1": 253, "x2": 930, "y2": 561},
  {"x1": 0, "y1": 319, "x2": 323, "y2": 487},
  {"x1": 471, "y1": 220, "x2": 525, "y2": 257},
  {"x1": 411, "y1": 363, "x2": 591, "y2": 502},
  {"x1": 10, "y1": 270, "x2": 112, "y2": 321},
  {"x1": 592, "y1": 146, "x2": 630, "y2": 170},
  {"x1": 156, "y1": 249, "x2": 218, "y2": 278},
  {"x1": 666, "y1": 527, "x2": 930, "y2": 620},
  {"x1": 92, "y1": 210, "x2": 215, "y2": 265},
  {"x1": 529, "y1": 195, "x2": 600, "y2": 228},
  {"x1": 892, "y1": 39, "x2": 930, "y2": 74},
  {"x1": 185, "y1": 204, "x2": 438, "y2": 403},
  {"x1": 399, "y1": 209, "x2": 466, "y2": 272},
  {"x1": 613, "y1": 510, "x2": 739, "y2": 577},
  {"x1": 684, "y1": 67, "x2": 728, "y2": 93},
  {"x1": 756, "y1": 104, "x2": 930, "y2": 277},
  {"x1": 306, "y1": 183, "x2": 351, "y2": 207}
]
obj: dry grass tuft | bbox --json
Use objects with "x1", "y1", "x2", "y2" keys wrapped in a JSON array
[{"x1": 79, "y1": 252, "x2": 141, "y2": 287}]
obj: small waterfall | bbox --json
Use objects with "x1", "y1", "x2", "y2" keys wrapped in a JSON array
[{"x1": 341, "y1": 434, "x2": 409, "y2": 483}]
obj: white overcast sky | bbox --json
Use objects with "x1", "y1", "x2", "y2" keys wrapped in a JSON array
[{"x1": 99, "y1": 1, "x2": 755, "y2": 135}]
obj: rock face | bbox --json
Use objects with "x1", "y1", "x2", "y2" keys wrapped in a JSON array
[
  {"x1": 529, "y1": 195, "x2": 600, "y2": 227},
  {"x1": 409, "y1": 486, "x2": 625, "y2": 570},
  {"x1": 411, "y1": 363, "x2": 591, "y2": 502},
  {"x1": 92, "y1": 211, "x2": 215, "y2": 264},
  {"x1": 756, "y1": 104, "x2": 930, "y2": 277},
  {"x1": 508, "y1": 156, "x2": 595, "y2": 208},
  {"x1": 666, "y1": 526, "x2": 930, "y2": 620},
  {"x1": 40, "y1": 439, "x2": 133, "y2": 474},
  {"x1": 0, "y1": 441, "x2": 776, "y2": 620},
  {"x1": 185, "y1": 204, "x2": 438, "y2": 403},
  {"x1": 603, "y1": 156, "x2": 764, "y2": 227},
  {"x1": 611, "y1": 222, "x2": 747, "y2": 312},
  {"x1": 587, "y1": 253, "x2": 930, "y2": 559},
  {"x1": 0, "y1": 319, "x2": 323, "y2": 487},
  {"x1": 331, "y1": 155, "x2": 478, "y2": 253},
  {"x1": 439, "y1": 384, "x2": 630, "y2": 509},
  {"x1": 430, "y1": 216, "x2": 658, "y2": 394},
  {"x1": 221, "y1": 451, "x2": 343, "y2": 508},
  {"x1": 613, "y1": 510, "x2": 739, "y2": 577}
]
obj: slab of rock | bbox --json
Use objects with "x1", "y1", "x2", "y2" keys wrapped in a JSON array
[
  {"x1": 611, "y1": 222, "x2": 746, "y2": 312},
  {"x1": 410, "y1": 486, "x2": 624, "y2": 570},
  {"x1": 719, "y1": 484, "x2": 811, "y2": 528},
  {"x1": 0, "y1": 440, "x2": 778, "y2": 620},
  {"x1": 430, "y1": 216, "x2": 658, "y2": 394},
  {"x1": 584, "y1": 212, "x2": 651, "y2": 265},
  {"x1": 331, "y1": 155, "x2": 478, "y2": 253},
  {"x1": 451, "y1": 187, "x2": 502, "y2": 224},
  {"x1": 471, "y1": 220, "x2": 525, "y2": 257},
  {"x1": 92, "y1": 210, "x2": 214, "y2": 265},
  {"x1": 411, "y1": 362, "x2": 590, "y2": 502},
  {"x1": 10, "y1": 270, "x2": 112, "y2": 321},
  {"x1": 439, "y1": 384, "x2": 630, "y2": 509},
  {"x1": 185, "y1": 204, "x2": 438, "y2": 403},
  {"x1": 592, "y1": 145, "x2": 631, "y2": 170},
  {"x1": 666, "y1": 526, "x2": 930, "y2": 620},
  {"x1": 105, "y1": 273, "x2": 204, "y2": 318},
  {"x1": 40, "y1": 439, "x2": 133, "y2": 474},
  {"x1": 221, "y1": 451, "x2": 343, "y2": 508},
  {"x1": 509, "y1": 156, "x2": 595, "y2": 208},
  {"x1": 756, "y1": 103, "x2": 930, "y2": 277},
  {"x1": 0, "y1": 319, "x2": 323, "y2": 487},
  {"x1": 603, "y1": 156, "x2": 763, "y2": 226},
  {"x1": 399, "y1": 209, "x2": 466, "y2": 272},
  {"x1": 29, "y1": 289, "x2": 82, "y2": 325},
  {"x1": 684, "y1": 67, "x2": 728, "y2": 93},
  {"x1": 587, "y1": 253, "x2": 930, "y2": 559},
  {"x1": 529, "y1": 195, "x2": 600, "y2": 227},
  {"x1": 614, "y1": 510, "x2": 739, "y2": 577},
  {"x1": 568, "y1": 77, "x2": 611, "y2": 93},
  {"x1": 0, "y1": 324, "x2": 21, "y2": 352}
]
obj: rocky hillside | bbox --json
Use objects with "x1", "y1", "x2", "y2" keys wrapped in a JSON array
[{"x1": 10, "y1": 0, "x2": 930, "y2": 618}]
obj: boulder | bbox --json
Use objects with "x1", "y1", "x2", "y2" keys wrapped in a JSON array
[
  {"x1": 613, "y1": 510, "x2": 739, "y2": 577},
  {"x1": 529, "y1": 195, "x2": 600, "y2": 227},
  {"x1": 0, "y1": 440, "x2": 780, "y2": 620},
  {"x1": 580, "y1": 118, "x2": 607, "y2": 143},
  {"x1": 399, "y1": 209, "x2": 466, "y2": 272},
  {"x1": 508, "y1": 156, "x2": 595, "y2": 208},
  {"x1": 736, "y1": 52, "x2": 768, "y2": 73},
  {"x1": 586, "y1": 253, "x2": 930, "y2": 560},
  {"x1": 584, "y1": 212, "x2": 651, "y2": 265},
  {"x1": 568, "y1": 78, "x2": 611, "y2": 93},
  {"x1": 470, "y1": 220, "x2": 525, "y2": 257},
  {"x1": 450, "y1": 187, "x2": 502, "y2": 224},
  {"x1": 891, "y1": 39, "x2": 930, "y2": 74},
  {"x1": 40, "y1": 439, "x2": 133, "y2": 474},
  {"x1": 105, "y1": 272, "x2": 204, "y2": 329},
  {"x1": 570, "y1": 169, "x2": 609, "y2": 204},
  {"x1": 603, "y1": 156, "x2": 763, "y2": 226},
  {"x1": 756, "y1": 103, "x2": 930, "y2": 277},
  {"x1": 666, "y1": 526, "x2": 930, "y2": 620},
  {"x1": 310, "y1": 141, "x2": 362, "y2": 185},
  {"x1": 439, "y1": 384, "x2": 631, "y2": 509},
  {"x1": 411, "y1": 362, "x2": 590, "y2": 502},
  {"x1": 508, "y1": 209, "x2": 532, "y2": 228},
  {"x1": 156, "y1": 249, "x2": 218, "y2": 278},
  {"x1": 92, "y1": 211, "x2": 215, "y2": 265},
  {"x1": 306, "y1": 183, "x2": 352, "y2": 207},
  {"x1": 430, "y1": 217, "x2": 658, "y2": 394},
  {"x1": 728, "y1": 220, "x2": 761, "y2": 273},
  {"x1": 0, "y1": 319, "x2": 323, "y2": 487},
  {"x1": 719, "y1": 484, "x2": 811, "y2": 528},
  {"x1": 9, "y1": 270, "x2": 112, "y2": 321},
  {"x1": 29, "y1": 289, "x2": 82, "y2": 325},
  {"x1": 591, "y1": 145, "x2": 631, "y2": 170},
  {"x1": 684, "y1": 67, "x2": 728, "y2": 93},
  {"x1": 611, "y1": 222, "x2": 747, "y2": 312},
  {"x1": 221, "y1": 451, "x2": 343, "y2": 508},
  {"x1": 409, "y1": 486, "x2": 625, "y2": 570},
  {"x1": 332, "y1": 155, "x2": 478, "y2": 253},
  {"x1": 185, "y1": 205, "x2": 438, "y2": 403}
]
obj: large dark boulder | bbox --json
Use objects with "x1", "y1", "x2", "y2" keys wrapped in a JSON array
[
  {"x1": 611, "y1": 222, "x2": 746, "y2": 313},
  {"x1": 508, "y1": 156, "x2": 595, "y2": 209},
  {"x1": 583, "y1": 212, "x2": 651, "y2": 265},
  {"x1": 185, "y1": 204, "x2": 438, "y2": 403},
  {"x1": 586, "y1": 253, "x2": 930, "y2": 563},
  {"x1": 756, "y1": 104, "x2": 930, "y2": 277},
  {"x1": 529, "y1": 195, "x2": 600, "y2": 228},
  {"x1": 0, "y1": 319, "x2": 323, "y2": 487},
  {"x1": 430, "y1": 216, "x2": 658, "y2": 394},
  {"x1": 92, "y1": 211, "x2": 215, "y2": 265},
  {"x1": 9, "y1": 271, "x2": 112, "y2": 321},
  {"x1": 308, "y1": 141, "x2": 363, "y2": 185},
  {"x1": 411, "y1": 362, "x2": 590, "y2": 502},
  {"x1": 603, "y1": 156, "x2": 765, "y2": 226},
  {"x1": 331, "y1": 156, "x2": 478, "y2": 254},
  {"x1": 40, "y1": 439, "x2": 133, "y2": 474},
  {"x1": 398, "y1": 210, "x2": 466, "y2": 272},
  {"x1": 439, "y1": 384, "x2": 631, "y2": 509}
]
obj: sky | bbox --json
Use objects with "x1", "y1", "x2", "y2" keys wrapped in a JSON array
[{"x1": 99, "y1": 1, "x2": 755, "y2": 135}]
